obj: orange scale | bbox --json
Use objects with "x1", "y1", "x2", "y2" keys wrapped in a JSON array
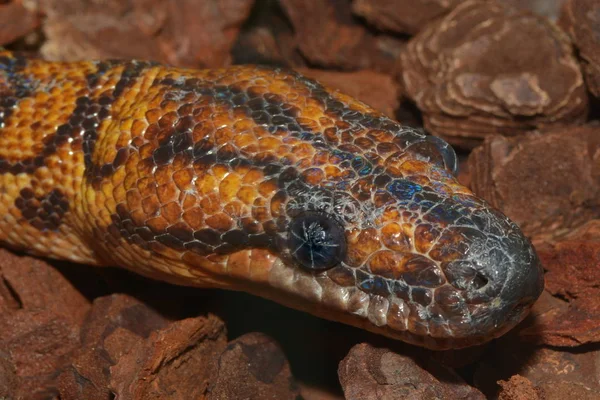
[
  {"x1": 240, "y1": 143, "x2": 259, "y2": 155},
  {"x1": 267, "y1": 82, "x2": 288, "y2": 94},
  {"x1": 296, "y1": 116, "x2": 320, "y2": 131},
  {"x1": 414, "y1": 224, "x2": 440, "y2": 254},
  {"x1": 296, "y1": 159, "x2": 312, "y2": 169},
  {"x1": 242, "y1": 169, "x2": 263, "y2": 185},
  {"x1": 301, "y1": 168, "x2": 325, "y2": 185},
  {"x1": 324, "y1": 165, "x2": 343, "y2": 180},
  {"x1": 161, "y1": 202, "x2": 182, "y2": 224},
  {"x1": 194, "y1": 174, "x2": 217, "y2": 196},
  {"x1": 192, "y1": 108, "x2": 213, "y2": 124},
  {"x1": 224, "y1": 201, "x2": 246, "y2": 219},
  {"x1": 231, "y1": 107, "x2": 249, "y2": 120},
  {"x1": 381, "y1": 223, "x2": 412, "y2": 252},
  {"x1": 258, "y1": 178, "x2": 278, "y2": 197},
  {"x1": 147, "y1": 215, "x2": 170, "y2": 232},
  {"x1": 269, "y1": 191, "x2": 287, "y2": 217},
  {"x1": 291, "y1": 143, "x2": 315, "y2": 158},
  {"x1": 112, "y1": 183, "x2": 127, "y2": 203},
  {"x1": 141, "y1": 195, "x2": 160, "y2": 215},
  {"x1": 324, "y1": 127, "x2": 339, "y2": 144},
  {"x1": 353, "y1": 228, "x2": 382, "y2": 256},
  {"x1": 367, "y1": 250, "x2": 412, "y2": 280},
  {"x1": 129, "y1": 209, "x2": 147, "y2": 225},
  {"x1": 200, "y1": 193, "x2": 221, "y2": 214},
  {"x1": 212, "y1": 112, "x2": 234, "y2": 130},
  {"x1": 181, "y1": 193, "x2": 197, "y2": 210},
  {"x1": 205, "y1": 212, "x2": 233, "y2": 231},
  {"x1": 156, "y1": 182, "x2": 179, "y2": 204},
  {"x1": 211, "y1": 165, "x2": 230, "y2": 180},
  {"x1": 118, "y1": 117, "x2": 134, "y2": 133},
  {"x1": 136, "y1": 176, "x2": 154, "y2": 197},
  {"x1": 399, "y1": 159, "x2": 432, "y2": 176},
  {"x1": 251, "y1": 205, "x2": 270, "y2": 223},
  {"x1": 367, "y1": 129, "x2": 395, "y2": 143},
  {"x1": 171, "y1": 153, "x2": 192, "y2": 171},
  {"x1": 406, "y1": 175, "x2": 431, "y2": 187},
  {"x1": 237, "y1": 185, "x2": 258, "y2": 205},
  {"x1": 258, "y1": 136, "x2": 282, "y2": 151},
  {"x1": 401, "y1": 256, "x2": 445, "y2": 287},
  {"x1": 154, "y1": 165, "x2": 173, "y2": 186},
  {"x1": 232, "y1": 133, "x2": 256, "y2": 148},
  {"x1": 247, "y1": 85, "x2": 267, "y2": 96},
  {"x1": 313, "y1": 151, "x2": 329, "y2": 166},
  {"x1": 214, "y1": 127, "x2": 236, "y2": 145},
  {"x1": 318, "y1": 116, "x2": 333, "y2": 127},
  {"x1": 275, "y1": 144, "x2": 291, "y2": 155},
  {"x1": 182, "y1": 207, "x2": 204, "y2": 230}
]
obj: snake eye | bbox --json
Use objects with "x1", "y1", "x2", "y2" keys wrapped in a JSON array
[
  {"x1": 288, "y1": 211, "x2": 346, "y2": 271},
  {"x1": 405, "y1": 133, "x2": 459, "y2": 176}
]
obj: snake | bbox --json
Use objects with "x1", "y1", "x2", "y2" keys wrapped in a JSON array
[{"x1": 0, "y1": 50, "x2": 544, "y2": 350}]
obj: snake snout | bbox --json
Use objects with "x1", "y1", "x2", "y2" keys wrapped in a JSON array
[{"x1": 431, "y1": 212, "x2": 544, "y2": 341}]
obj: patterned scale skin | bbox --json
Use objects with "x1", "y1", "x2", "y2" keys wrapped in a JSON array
[{"x1": 0, "y1": 50, "x2": 544, "y2": 350}]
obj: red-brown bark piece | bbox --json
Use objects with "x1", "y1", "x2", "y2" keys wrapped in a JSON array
[
  {"x1": 0, "y1": 350, "x2": 17, "y2": 399},
  {"x1": 231, "y1": 1, "x2": 305, "y2": 67},
  {"x1": 0, "y1": 249, "x2": 90, "y2": 324},
  {"x1": 536, "y1": 381, "x2": 600, "y2": 400},
  {"x1": 400, "y1": 0, "x2": 588, "y2": 148},
  {"x1": 0, "y1": 250, "x2": 89, "y2": 399},
  {"x1": 338, "y1": 343, "x2": 485, "y2": 399},
  {"x1": 496, "y1": 375, "x2": 598, "y2": 400},
  {"x1": 297, "y1": 68, "x2": 400, "y2": 118},
  {"x1": 474, "y1": 341, "x2": 600, "y2": 397},
  {"x1": 109, "y1": 314, "x2": 227, "y2": 399},
  {"x1": 58, "y1": 294, "x2": 171, "y2": 400},
  {"x1": 0, "y1": 1, "x2": 40, "y2": 45},
  {"x1": 559, "y1": 0, "x2": 600, "y2": 98},
  {"x1": 280, "y1": 0, "x2": 402, "y2": 72},
  {"x1": 38, "y1": 0, "x2": 255, "y2": 67},
  {"x1": 498, "y1": 375, "x2": 540, "y2": 400},
  {"x1": 352, "y1": 0, "x2": 462, "y2": 35},
  {"x1": 209, "y1": 332, "x2": 300, "y2": 399},
  {"x1": 468, "y1": 125, "x2": 600, "y2": 240},
  {"x1": 522, "y1": 234, "x2": 600, "y2": 347},
  {"x1": 0, "y1": 309, "x2": 80, "y2": 399}
]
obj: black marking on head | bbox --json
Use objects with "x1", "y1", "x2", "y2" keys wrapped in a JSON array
[
  {"x1": 152, "y1": 77, "x2": 374, "y2": 177},
  {"x1": 107, "y1": 203, "x2": 263, "y2": 257}
]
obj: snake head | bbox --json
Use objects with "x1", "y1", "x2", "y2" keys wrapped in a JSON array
[
  {"x1": 99, "y1": 65, "x2": 543, "y2": 350},
  {"x1": 263, "y1": 124, "x2": 544, "y2": 350}
]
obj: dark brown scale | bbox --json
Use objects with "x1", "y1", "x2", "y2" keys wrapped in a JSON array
[
  {"x1": 15, "y1": 188, "x2": 69, "y2": 231},
  {"x1": 84, "y1": 61, "x2": 155, "y2": 186}
]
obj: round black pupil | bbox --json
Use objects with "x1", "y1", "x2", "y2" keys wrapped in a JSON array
[{"x1": 288, "y1": 212, "x2": 345, "y2": 271}]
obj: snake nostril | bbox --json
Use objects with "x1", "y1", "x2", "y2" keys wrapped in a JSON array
[
  {"x1": 471, "y1": 272, "x2": 489, "y2": 290},
  {"x1": 443, "y1": 261, "x2": 490, "y2": 291}
]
